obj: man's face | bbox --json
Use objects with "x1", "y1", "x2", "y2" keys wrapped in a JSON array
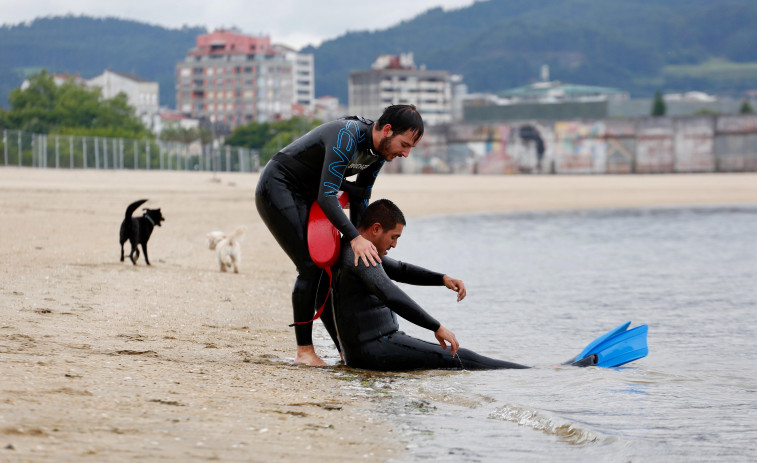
[
  {"x1": 376, "y1": 125, "x2": 420, "y2": 162},
  {"x1": 375, "y1": 223, "x2": 404, "y2": 256}
]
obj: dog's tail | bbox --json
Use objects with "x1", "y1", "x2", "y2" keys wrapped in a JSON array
[
  {"x1": 125, "y1": 199, "x2": 148, "y2": 219},
  {"x1": 227, "y1": 226, "x2": 246, "y2": 244}
]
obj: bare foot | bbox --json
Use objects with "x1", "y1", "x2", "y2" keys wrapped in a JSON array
[{"x1": 294, "y1": 345, "x2": 327, "y2": 366}]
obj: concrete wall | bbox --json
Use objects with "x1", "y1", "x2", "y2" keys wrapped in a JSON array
[{"x1": 402, "y1": 115, "x2": 757, "y2": 174}]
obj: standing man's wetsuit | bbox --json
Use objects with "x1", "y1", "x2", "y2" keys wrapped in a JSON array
[
  {"x1": 255, "y1": 116, "x2": 384, "y2": 347},
  {"x1": 331, "y1": 241, "x2": 530, "y2": 371}
]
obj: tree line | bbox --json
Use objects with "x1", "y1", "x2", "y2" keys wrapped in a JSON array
[{"x1": 0, "y1": 71, "x2": 319, "y2": 160}]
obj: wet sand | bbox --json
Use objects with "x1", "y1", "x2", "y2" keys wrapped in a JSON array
[{"x1": 2, "y1": 167, "x2": 756, "y2": 461}]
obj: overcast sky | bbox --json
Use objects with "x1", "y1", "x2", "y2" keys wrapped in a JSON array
[{"x1": 2, "y1": 0, "x2": 477, "y2": 49}]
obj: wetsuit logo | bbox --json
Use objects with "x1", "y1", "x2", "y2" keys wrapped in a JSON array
[{"x1": 349, "y1": 163, "x2": 372, "y2": 171}]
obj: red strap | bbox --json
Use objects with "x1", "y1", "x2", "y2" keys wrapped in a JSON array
[
  {"x1": 290, "y1": 192, "x2": 349, "y2": 327},
  {"x1": 288, "y1": 267, "x2": 332, "y2": 326}
]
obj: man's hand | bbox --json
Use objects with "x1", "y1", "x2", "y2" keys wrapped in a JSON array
[
  {"x1": 351, "y1": 235, "x2": 381, "y2": 267},
  {"x1": 442, "y1": 275, "x2": 466, "y2": 302},
  {"x1": 434, "y1": 325, "x2": 459, "y2": 356}
]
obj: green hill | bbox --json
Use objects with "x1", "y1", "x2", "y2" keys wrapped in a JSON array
[
  {"x1": 305, "y1": 0, "x2": 757, "y2": 101},
  {"x1": 0, "y1": 16, "x2": 205, "y2": 109},
  {"x1": 2, "y1": 1, "x2": 756, "y2": 111}
]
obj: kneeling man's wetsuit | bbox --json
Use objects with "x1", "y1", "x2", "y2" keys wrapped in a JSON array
[{"x1": 331, "y1": 241, "x2": 529, "y2": 371}]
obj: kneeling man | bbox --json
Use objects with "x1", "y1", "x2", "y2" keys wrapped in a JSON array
[{"x1": 330, "y1": 199, "x2": 529, "y2": 371}]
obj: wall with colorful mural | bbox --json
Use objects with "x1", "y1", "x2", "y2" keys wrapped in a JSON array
[{"x1": 399, "y1": 115, "x2": 757, "y2": 174}]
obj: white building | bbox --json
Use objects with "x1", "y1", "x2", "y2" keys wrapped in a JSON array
[
  {"x1": 150, "y1": 110, "x2": 200, "y2": 136},
  {"x1": 273, "y1": 44, "x2": 315, "y2": 113},
  {"x1": 87, "y1": 70, "x2": 159, "y2": 128},
  {"x1": 314, "y1": 96, "x2": 347, "y2": 122},
  {"x1": 348, "y1": 53, "x2": 455, "y2": 125},
  {"x1": 20, "y1": 73, "x2": 87, "y2": 90}
]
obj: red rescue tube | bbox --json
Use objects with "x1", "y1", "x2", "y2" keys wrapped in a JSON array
[
  {"x1": 290, "y1": 192, "x2": 349, "y2": 327},
  {"x1": 307, "y1": 192, "x2": 349, "y2": 268}
]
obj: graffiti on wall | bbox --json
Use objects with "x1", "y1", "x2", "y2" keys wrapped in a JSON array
[
  {"x1": 447, "y1": 123, "x2": 552, "y2": 174},
  {"x1": 553, "y1": 121, "x2": 606, "y2": 173},
  {"x1": 714, "y1": 116, "x2": 757, "y2": 171},
  {"x1": 675, "y1": 117, "x2": 715, "y2": 172},
  {"x1": 635, "y1": 118, "x2": 675, "y2": 173},
  {"x1": 402, "y1": 115, "x2": 757, "y2": 175}
]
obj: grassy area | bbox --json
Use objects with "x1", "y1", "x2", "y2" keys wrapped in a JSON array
[{"x1": 663, "y1": 59, "x2": 757, "y2": 80}]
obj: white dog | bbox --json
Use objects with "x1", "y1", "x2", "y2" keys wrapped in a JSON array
[{"x1": 206, "y1": 226, "x2": 246, "y2": 273}]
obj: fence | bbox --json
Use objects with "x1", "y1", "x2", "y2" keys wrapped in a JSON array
[
  {"x1": 1, "y1": 129, "x2": 260, "y2": 173},
  {"x1": 6, "y1": 115, "x2": 757, "y2": 176}
]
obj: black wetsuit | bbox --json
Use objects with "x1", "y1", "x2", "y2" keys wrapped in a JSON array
[
  {"x1": 255, "y1": 116, "x2": 385, "y2": 346},
  {"x1": 331, "y1": 241, "x2": 530, "y2": 371}
]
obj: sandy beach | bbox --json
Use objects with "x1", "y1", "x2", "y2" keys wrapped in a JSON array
[{"x1": 2, "y1": 167, "x2": 757, "y2": 462}]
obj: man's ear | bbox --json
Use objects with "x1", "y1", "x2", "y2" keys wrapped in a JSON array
[
  {"x1": 382, "y1": 124, "x2": 393, "y2": 137},
  {"x1": 369, "y1": 222, "x2": 383, "y2": 236}
]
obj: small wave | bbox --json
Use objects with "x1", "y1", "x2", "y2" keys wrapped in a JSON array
[{"x1": 489, "y1": 404, "x2": 605, "y2": 446}]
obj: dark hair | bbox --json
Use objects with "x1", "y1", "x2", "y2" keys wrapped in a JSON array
[
  {"x1": 358, "y1": 199, "x2": 406, "y2": 231},
  {"x1": 376, "y1": 104, "x2": 424, "y2": 143}
]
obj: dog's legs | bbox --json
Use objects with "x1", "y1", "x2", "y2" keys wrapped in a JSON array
[
  {"x1": 129, "y1": 243, "x2": 138, "y2": 265},
  {"x1": 120, "y1": 243, "x2": 125, "y2": 262},
  {"x1": 142, "y1": 244, "x2": 151, "y2": 265}
]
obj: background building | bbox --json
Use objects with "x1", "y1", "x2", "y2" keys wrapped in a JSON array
[
  {"x1": 87, "y1": 70, "x2": 159, "y2": 129},
  {"x1": 313, "y1": 95, "x2": 347, "y2": 122},
  {"x1": 273, "y1": 44, "x2": 315, "y2": 114},
  {"x1": 176, "y1": 30, "x2": 313, "y2": 129},
  {"x1": 21, "y1": 73, "x2": 87, "y2": 90},
  {"x1": 348, "y1": 53, "x2": 455, "y2": 125}
]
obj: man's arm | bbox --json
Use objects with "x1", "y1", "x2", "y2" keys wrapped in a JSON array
[
  {"x1": 346, "y1": 249, "x2": 441, "y2": 332},
  {"x1": 316, "y1": 120, "x2": 365, "y2": 241},
  {"x1": 382, "y1": 257, "x2": 443, "y2": 285},
  {"x1": 316, "y1": 121, "x2": 381, "y2": 267},
  {"x1": 384, "y1": 257, "x2": 466, "y2": 301}
]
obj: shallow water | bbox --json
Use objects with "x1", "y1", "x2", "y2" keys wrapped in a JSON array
[{"x1": 339, "y1": 205, "x2": 757, "y2": 462}]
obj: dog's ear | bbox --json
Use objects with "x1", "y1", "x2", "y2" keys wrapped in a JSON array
[{"x1": 206, "y1": 232, "x2": 225, "y2": 249}]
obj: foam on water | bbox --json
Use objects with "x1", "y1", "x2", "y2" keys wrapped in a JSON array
[{"x1": 489, "y1": 403, "x2": 604, "y2": 446}]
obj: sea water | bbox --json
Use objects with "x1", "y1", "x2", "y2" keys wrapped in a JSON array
[{"x1": 331, "y1": 205, "x2": 757, "y2": 462}]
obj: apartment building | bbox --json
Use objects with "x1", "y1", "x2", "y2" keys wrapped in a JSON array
[
  {"x1": 87, "y1": 70, "x2": 159, "y2": 128},
  {"x1": 273, "y1": 44, "x2": 315, "y2": 112},
  {"x1": 176, "y1": 30, "x2": 314, "y2": 128},
  {"x1": 348, "y1": 53, "x2": 455, "y2": 125}
]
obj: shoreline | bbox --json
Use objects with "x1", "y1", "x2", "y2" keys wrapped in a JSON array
[{"x1": 2, "y1": 167, "x2": 757, "y2": 461}]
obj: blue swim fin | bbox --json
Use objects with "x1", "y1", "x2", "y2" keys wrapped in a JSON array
[{"x1": 569, "y1": 321, "x2": 649, "y2": 368}]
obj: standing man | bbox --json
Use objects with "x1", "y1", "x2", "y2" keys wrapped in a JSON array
[{"x1": 255, "y1": 105, "x2": 424, "y2": 366}]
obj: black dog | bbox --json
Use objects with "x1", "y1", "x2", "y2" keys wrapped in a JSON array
[{"x1": 119, "y1": 199, "x2": 165, "y2": 265}]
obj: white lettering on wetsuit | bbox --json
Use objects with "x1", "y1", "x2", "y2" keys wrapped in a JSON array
[{"x1": 346, "y1": 151, "x2": 379, "y2": 175}]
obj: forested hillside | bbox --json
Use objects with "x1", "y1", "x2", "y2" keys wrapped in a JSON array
[
  {"x1": 0, "y1": 16, "x2": 204, "y2": 108},
  {"x1": 306, "y1": 0, "x2": 757, "y2": 101},
  {"x1": 2, "y1": 1, "x2": 756, "y2": 110}
]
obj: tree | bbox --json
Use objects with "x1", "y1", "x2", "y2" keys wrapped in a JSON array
[
  {"x1": 651, "y1": 90, "x2": 666, "y2": 116},
  {"x1": 1, "y1": 70, "x2": 150, "y2": 138},
  {"x1": 160, "y1": 126, "x2": 200, "y2": 144},
  {"x1": 740, "y1": 100, "x2": 754, "y2": 114},
  {"x1": 226, "y1": 117, "x2": 321, "y2": 164}
]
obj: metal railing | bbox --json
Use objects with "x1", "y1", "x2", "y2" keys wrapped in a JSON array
[{"x1": 1, "y1": 129, "x2": 260, "y2": 173}]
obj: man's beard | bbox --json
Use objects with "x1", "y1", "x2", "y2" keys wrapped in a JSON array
[{"x1": 377, "y1": 134, "x2": 395, "y2": 161}]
